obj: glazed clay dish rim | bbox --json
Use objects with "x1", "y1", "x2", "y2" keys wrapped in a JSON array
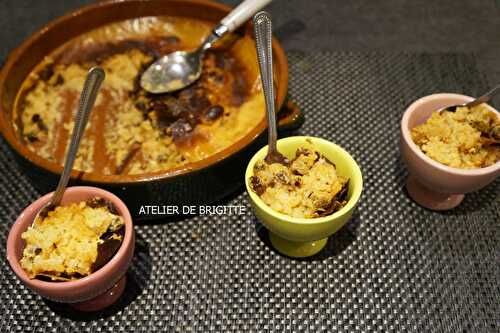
[
  {"x1": 6, "y1": 186, "x2": 133, "y2": 291},
  {"x1": 401, "y1": 93, "x2": 500, "y2": 176},
  {"x1": 245, "y1": 136, "x2": 363, "y2": 225},
  {"x1": 0, "y1": 0, "x2": 289, "y2": 184}
]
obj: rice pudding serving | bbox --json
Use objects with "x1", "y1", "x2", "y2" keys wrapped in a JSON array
[
  {"x1": 250, "y1": 143, "x2": 349, "y2": 218},
  {"x1": 14, "y1": 16, "x2": 265, "y2": 175},
  {"x1": 411, "y1": 104, "x2": 500, "y2": 169},
  {"x1": 20, "y1": 197, "x2": 125, "y2": 281}
]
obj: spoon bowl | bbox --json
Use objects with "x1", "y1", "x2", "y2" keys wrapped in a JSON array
[{"x1": 140, "y1": 50, "x2": 202, "y2": 94}]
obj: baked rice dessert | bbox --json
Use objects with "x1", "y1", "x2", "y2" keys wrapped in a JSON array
[
  {"x1": 411, "y1": 104, "x2": 500, "y2": 169},
  {"x1": 14, "y1": 16, "x2": 265, "y2": 175},
  {"x1": 250, "y1": 144, "x2": 349, "y2": 218},
  {"x1": 20, "y1": 197, "x2": 125, "y2": 281}
]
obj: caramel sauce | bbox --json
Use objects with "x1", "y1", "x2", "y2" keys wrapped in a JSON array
[
  {"x1": 91, "y1": 89, "x2": 113, "y2": 172},
  {"x1": 53, "y1": 90, "x2": 77, "y2": 163}
]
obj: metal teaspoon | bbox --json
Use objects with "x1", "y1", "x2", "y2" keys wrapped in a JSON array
[{"x1": 31, "y1": 67, "x2": 105, "y2": 225}]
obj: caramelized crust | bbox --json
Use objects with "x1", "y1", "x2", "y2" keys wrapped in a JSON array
[
  {"x1": 250, "y1": 143, "x2": 350, "y2": 219},
  {"x1": 411, "y1": 105, "x2": 500, "y2": 169},
  {"x1": 20, "y1": 198, "x2": 125, "y2": 281}
]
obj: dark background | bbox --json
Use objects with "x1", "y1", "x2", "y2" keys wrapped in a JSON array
[{"x1": 2, "y1": 0, "x2": 500, "y2": 85}]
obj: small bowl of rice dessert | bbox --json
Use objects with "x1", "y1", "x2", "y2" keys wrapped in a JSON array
[
  {"x1": 400, "y1": 93, "x2": 500, "y2": 210},
  {"x1": 6, "y1": 186, "x2": 134, "y2": 312},
  {"x1": 245, "y1": 136, "x2": 363, "y2": 258}
]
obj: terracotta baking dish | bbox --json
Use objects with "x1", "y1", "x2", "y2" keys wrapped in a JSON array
[{"x1": 0, "y1": 0, "x2": 302, "y2": 219}]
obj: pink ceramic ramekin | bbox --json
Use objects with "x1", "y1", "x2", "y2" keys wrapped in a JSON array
[
  {"x1": 7, "y1": 186, "x2": 135, "y2": 311},
  {"x1": 400, "y1": 93, "x2": 500, "y2": 210}
]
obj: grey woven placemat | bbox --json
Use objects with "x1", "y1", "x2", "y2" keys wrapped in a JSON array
[{"x1": 1, "y1": 52, "x2": 499, "y2": 333}]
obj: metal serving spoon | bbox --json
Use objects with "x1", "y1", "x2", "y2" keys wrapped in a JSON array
[
  {"x1": 140, "y1": 0, "x2": 272, "y2": 94},
  {"x1": 253, "y1": 11, "x2": 288, "y2": 165},
  {"x1": 32, "y1": 67, "x2": 105, "y2": 225},
  {"x1": 439, "y1": 84, "x2": 500, "y2": 113}
]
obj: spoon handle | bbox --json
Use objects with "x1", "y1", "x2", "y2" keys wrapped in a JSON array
[
  {"x1": 253, "y1": 11, "x2": 278, "y2": 156},
  {"x1": 467, "y1": 83, "x2": 500, "y2": 108},
  {"x1": 222, "y1": 0, "x2": 272, "y2": 32},
  {"x1": 201, "y1": 0, "x2": 273, "y2": 51},
  {"x1": 50, "y1": 67, "x2": 105, "y2": 206}
]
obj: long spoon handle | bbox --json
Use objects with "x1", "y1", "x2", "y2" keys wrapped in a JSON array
[
  {"x1": 253, "y1": 11, "x2": 278, "y2": 156},
  {"x1": 201, "y1": 0, "x2": 273, "y2": 51},
  {"x1": 466, "y1": 83, "x2": 500, "y2": 108},
  {"x1": 50, "y1": 67, "x2": 105, "y2": 206},
  {"x1": 222, "y1": 0, "x2": 272, "y2": 32}
]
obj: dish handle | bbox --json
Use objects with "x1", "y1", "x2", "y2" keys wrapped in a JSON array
[{"x1": 277, "y1": 99, "x2": 304, "y2": 132}]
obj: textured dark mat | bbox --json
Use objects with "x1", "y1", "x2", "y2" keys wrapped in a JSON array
[{"x1": 1, "y1": 52, "x2": 499, "y2": 332}]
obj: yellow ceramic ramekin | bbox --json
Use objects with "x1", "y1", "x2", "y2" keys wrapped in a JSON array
[{"x1": 245, "y1": 136, "x2": 363, "y2": 258}]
